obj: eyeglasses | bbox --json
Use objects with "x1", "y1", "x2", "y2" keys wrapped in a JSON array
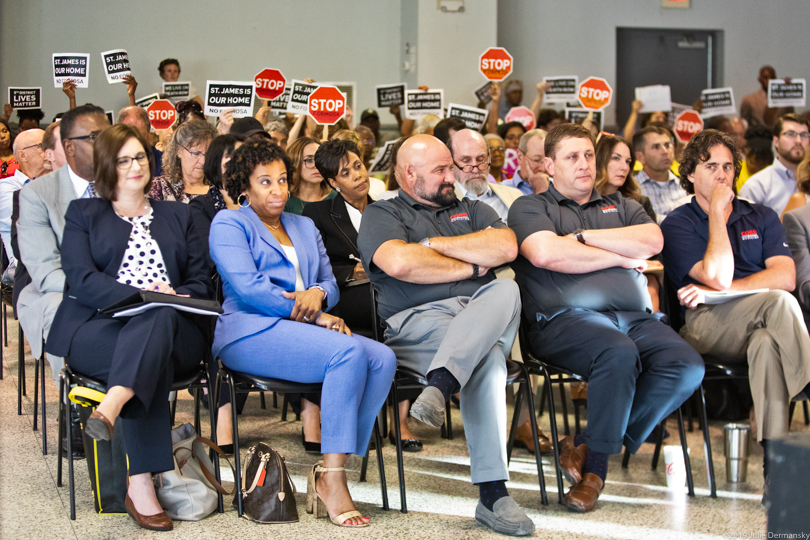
[
  {"x1": 453, "y1": 149, "x2": 491, "y2": 173},
  {"x1": 302, "y1": 157, "x2": 316, "y2": 169},
  {"x1": 180, "y1": 144, "x2": 206, "y2": 160},
  {"x1": 116, "y1": 152, "x2": 149, "y2": 170},
  {"x1": 782, "y1": 130, "x2": 810, "y2": 140},
  {"x1": 65, "y1": 132, "x2": 100, "y2": 143},
  {"x1": 21, "y1": 143, "x2": 42, "y2": 152},
  {"x1": 489, "y1": 146, "x2": 505, "y2": 153}
]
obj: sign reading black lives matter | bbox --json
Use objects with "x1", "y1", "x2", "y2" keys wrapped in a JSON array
[
  {"x1": 162, "y1": 82, "x2": 191, "y2": 101},
  {"x1": 368, "y1": 140, "x2": 396, "y2": 174},
  {"x1": 269, "y1": 86, "x2": 291, "y2": 114},
  {"x1": 699, "y1": 87, "x2": 736, "y2": 118},
  {"x1": 204, "y1": 81, "x2": 255, "y2": 118},
  {"x1": 135, "y1": 93, "x2": 160, "y2": 108},
  {"x1": 52, "y1": 53, "x2": 90, "y2": 88},
  {"x1": 100, "y1": 49, "x2": 131, "y2": 84},
  {"x1": 376, "y1": 84, "x2": 406, "y2": 108},
  {"x1": 446, "y1": 103, "x2": 488, "y2": 132},
  {"x1": 404, "y1": 89, "x2": 444, "y2": 120},
  {"x1": 565, "y1": 108, "x2": 603, "y2": 130},
  {"x1": 286, "y1": 79, "x2": 319, "y2": 114},
  {"x1": 768, "y1": 79, "x2": 806, "y2": 108},
  {"x1": 543, "y1": 76, "x2": 579, "y2": 104},
  {"x1": 473, "y1": 81, "x2": 493, "y2": 106},
  {"x1": 8, "y1": 87, "x2": 41, "y2": 110}
]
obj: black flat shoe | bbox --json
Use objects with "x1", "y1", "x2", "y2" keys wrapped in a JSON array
[
  {"x1": 302, "y1": 428, "x2": 322, "y2": 455},
  {"x1": 218, "y1": 444, "x2": 234, "y2": 455},
  {"x1": 389, "y1": 432, "x2": 423, "y2": 453}
]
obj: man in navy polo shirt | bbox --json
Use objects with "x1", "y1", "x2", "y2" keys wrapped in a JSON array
[{"x1": 661, "y1": 129, "x2": 810, "y2": 502}]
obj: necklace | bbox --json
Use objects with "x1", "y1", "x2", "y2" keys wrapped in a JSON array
[
  {"x1": 264, "y1": 221, "x2": 281, "y2": 231},
  {"x1": 113, "y1": 199, "x2": 151, "y2": 218}
]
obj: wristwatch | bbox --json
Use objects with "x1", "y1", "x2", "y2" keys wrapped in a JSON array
[
  {"x1": 573, "y1": 228, "x2": 586, "y2": 245},
  {"x1": 470, "y1": 263, "x2": 479, "y2": 280},
  {"x1": 419, "y1": 237, "x2": 431, "y2": 248},
  {"x1": 308, "y1": 285, "x2": 328, "y2": 308}
]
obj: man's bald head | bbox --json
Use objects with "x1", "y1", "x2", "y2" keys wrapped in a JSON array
[
  {"x1": 447, "y1": 129, "x2": 490, "y2": 196},
  {"x1": 13, "y1": 128, "x2": 47, "y2": 178},
  {"x1": 395, "y1": 134, "x2": 456, "y2": 208},
  {"x1": 118, "y1": 106, "x2": 151, "y2": 139}
]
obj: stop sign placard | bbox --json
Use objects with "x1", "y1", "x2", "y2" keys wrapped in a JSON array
[
  {"x1": 578, "y1": 77, "x2": 613, "y2": 111},
  {"x1": 479, "y1": 47, "x2": 513, "y2": 81},
  {"x1": 146, "y1": 99, "x2": 176, "y2": 131},
  {"x1": 674, "y1": 109, "x2": 704, "y2": 143},
  {"x1": 505, "y1": 106, "x2": 536, "y2": 130},
  {"x1": 254, "y1": 68, "x2": 286, "y2": 101},
  {"x1": 308, "y1": 85, "x2": 345, "y2": 125}
]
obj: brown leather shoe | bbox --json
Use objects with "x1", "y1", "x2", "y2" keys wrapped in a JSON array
[
  {"x1": 570, "y1": 382, "x2": 588, "y2": 402},
  {"x1": 558, "y1": 435, "x2": 587, "y2": 485},
  {"x1": 84, "y1": 410, "x2": 114, "y2": 441},
  {"x1": 513, "y1": 419, "x2": 554, "y2": 454},
  {"x1": 125, "y1": 495, "x2": 173, "y2": 531},
  {"x1": 564, "y1": 472, "x2": 603, "y2": 512}
]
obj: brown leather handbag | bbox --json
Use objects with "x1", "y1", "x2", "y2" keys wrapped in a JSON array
[{"x1": 235, "y1": 442, "x2": 298, "y2": 523}]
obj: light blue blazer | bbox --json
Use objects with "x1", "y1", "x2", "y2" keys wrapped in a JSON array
[{"x1": 209, "y1": 206, "x2": 339, "y2": 359}]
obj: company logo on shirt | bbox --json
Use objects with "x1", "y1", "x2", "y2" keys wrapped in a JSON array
[
  {"x1": 450, "y1": 212, "x2": 470, "y2": 222},
  {"x1": 601, "y1": 205, "x2": 617, "y2": 214},
  {"x1": 741, "y1": 229, "x2": 759, "y2": 241}
]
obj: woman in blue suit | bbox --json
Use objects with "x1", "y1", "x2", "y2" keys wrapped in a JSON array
[{"x1": 209, "y1": 139, "x2": 395, "y2": 528}]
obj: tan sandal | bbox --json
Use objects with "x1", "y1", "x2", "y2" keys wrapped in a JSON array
[{"x1": 306, "y1": 461, "x2": 369, "y2": 527}]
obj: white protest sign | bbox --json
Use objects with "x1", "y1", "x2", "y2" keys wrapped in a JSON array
[
  {"x1": 700, "y1": 87, "x2": 736, "y2": 118},
  {"x1": 768, "y1": 79, "x2": 806, "y2": 108},
  {"x1": 447, "y1": 103, "x2": 488, "y2": 132},
  {"x1": 268, "y1": 86, "x2": 291, "y2": 114},
  {"x1": 565, "y1": 108, "x2": 604, "y2": 130},
  {"x1": 100, "y1": 49, "x2": 131, "y2": 84},
  {"x1": 376, "y1": 84, "x2": 407, "y2": 108},
  {"x1": 473, "y1": 81, "x2": 493, "y2": 106},
  {"x1": 52, "y1": 53, "x2": 90, "y2": 88},
  {"x1": 543, "y1": 76, "x2": 579, "y2": 104},
  {"x1": 667, "y1": 102, "x2": 691, "y2": 127},
  {"x1": 134, "y1": 93, "x2": 161, "y2": 109},
  {"x1": 634, "y1": 85, "x2": 672, "y2": 112},
  {"x1": 286, "y1": 79, "x2": 319, "y2": 114},
  {"x1": 404, "y1": 89, "x2": 444, "y2": 120},
  {"x1": 8, "y1": 87, "x2": 41, "y2": 110},
  {"x1": 162, "y1": 81, "x2": 191, "y2": 101},
  {"x1": 368, "y1": 140, "x2": 397, "y2": 174},
  {"x1": 204, "y1": 81, "x2": 255, "y2": 118}
]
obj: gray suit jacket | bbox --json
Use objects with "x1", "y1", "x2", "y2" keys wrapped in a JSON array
[
  {"x1": 783, "y1": 204, "x2": 810, "y2": 326},
  {"x1": 16, "y1": 166, "x2": 76, "y2": 358}
]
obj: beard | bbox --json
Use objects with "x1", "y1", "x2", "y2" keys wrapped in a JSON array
[
  {"x1": 414, "y1": 173, "x2": 457, "y2": 207},
  {"x1": 454, "y1": 169, "x2": 489, "y2": 196},
  {"x1": 779, "y1": 144, "x2": 806, "y2": 165}
]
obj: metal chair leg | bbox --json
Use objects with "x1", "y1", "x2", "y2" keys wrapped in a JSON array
[
  {"x1": 170, "y1": 393, "x2": 177, "y2": 426},
  {"x1": 212, "y1": 370, "x2": 224, "y2": 514},
  {"x1": 360, "y1": 443, "x2": 370, "y2": 482},
  {"x1": 445, "y1": 398, "x2": 453, "y2": 440},
  {"x1": 281, "y1": 394, "x2": 288, "y2": 421},
  {"x1": 273, "y1": 392, "x2": 277, "y2": 408},
  {"x1": 573, "y1": 401, "x2": 582, "y2": 434},
  {"x1": 19, "y1": 325, "x2": 26, "y2": 399},
  {"x1": 522, "y1": 367, "x2": 548, "y2": 505},
  {"x1": 558, "y1": 376, "x2": 570, "y2": 436},
  {"x1": 677, "y1": 407, "x2": 695, "y2": 497},
  {"x1": 40, "y1": 356, "x2": 48, "y2": 454},
  {"x1": 66, "y1": 375, "x2": 76, "y2": 520},
  {"x1": 57, "y1": 372, "x2": 65, "y2": 487},
  {"x1": 193, "y1": 387, "x2": 201, "y2": 435},
  {"x1": 543, "y1": 368, "x2": 564, "y2": 505},
  {"x1": 804, "y1": 401, "x2": 809, "y2": 426},
  {"x1": 391, "y1": 382, "x2": 407, "y2": 513},
  {"x1": 260, "y1": 391, "x2": 266, "y2": 409},
  {"x1": 228, "y1": 374, "x2": 244, "y2": 517},
  {"x1": 651, "y1": 422, "x2": 665, "y2": 470},
  {"x1": 537, "y1": 377, "x2": 548, "y2": 416},
  {"x1": 622, "y1": 447, "x2": 631, "y2": 468},
  {"x1": 698, "y1": 385, "x2": 717, "y2": 498},
  {"x1": 374, "y1": 418, "x2": 389, "y2": 510},
  {"x1": 506, "y1": 385, "x2": 524, "y2": 465},
  {"x1": 33, "y1": 357, "x2": 39, "y2": 432}
]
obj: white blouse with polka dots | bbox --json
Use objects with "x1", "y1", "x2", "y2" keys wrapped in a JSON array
[{"x1": 115, "y1": 207, "x2": 171, "y2": 288}]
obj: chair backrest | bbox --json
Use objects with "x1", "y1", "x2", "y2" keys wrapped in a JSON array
[{"x1": 660, "y1": 272, "x2": 685, "y2": 333}]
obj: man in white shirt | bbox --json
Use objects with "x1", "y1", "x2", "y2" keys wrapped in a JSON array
[
  {"x1": 739, "y1": 113, "x2": 810, "y2": 215},
  {"x1": 633, "y1": 125, "x2": 688, "y2": 223}
]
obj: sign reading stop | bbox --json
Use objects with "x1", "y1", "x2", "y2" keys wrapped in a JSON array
[
  {"x1": 674, "y1": 109, "x2": 704, "y2": 143},
  {"x1": 479, "y1": 47, "x2": 513, "y2": 81},
  {"x1": 254, "y1": 68, "x2": 286, "y2": 101},
  {"x1": 307, "y1": 85, "x2": 345, "y2": 125},
  {"x1": 146, "y1": 99, "x2": 176, "y2": 131},
  {"x1": 505, "y1": 106, "x2": 536, "y2": 130},
  {"x1": 578, "y1": 77, "x2": 613, "y2": 111}
]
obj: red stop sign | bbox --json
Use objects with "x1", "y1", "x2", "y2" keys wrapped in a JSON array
[
  {"x1": 479, "y1": 47, "x2": 513, "y2": 81},
  {"x1": 578, "y1": 77, "x2": 613, "y2": 110},
  {"x1": 146, "y1": 99, "x2": 176, "y2": 131},
  {"x1": 308, "y1": 86, "x2": 346, "y2": 125},
  {"x1": 505, "y1": 106, "x2": 536, "y2": 130},
  {"x1": 674, "y1": 109, "x2": 704, "y2": 143},
  {"x1": 254, "y1": 68, "x2": 286, "y2": 101}
]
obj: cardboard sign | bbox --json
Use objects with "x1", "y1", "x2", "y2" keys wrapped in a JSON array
[
  {"x1": 8, "y1": 87, "x2": 41, "y2": 110},
  {"x1": 479, "y1": 48, "x2": 513, "y2": 81},
  {"x1": 699, "y1": 87, "x2": 736, "y2": 118},
  {"x1": 565, "y1": 108, "x2": 604, "y2": 130},
  {"x1": 447, "y1": 103, "x2": 488, "y2": 132},
  {"x1": 52, "y1": 53, "x2": 90, "y2": 88},
  {"x1": 147, "y1": 100, "x2": 177, "y2": 131},
  {"x1": 105, "y1": 110, "x2": 114, "y2": 125},
  {"x1": 376, "y1": 84, "x2": 407, "y2": 108},
  {"x1": 204, "y1": 81, "x2": 255, "y2": 118},
  {"x1": 502, "y1": 148, "x2": 518, "y2": 180},
  {"x1": 505, "y1": 106, "x2": 536, "y2": 130},
  {"x1": 100, "y1": 49, "x2": 131, "y2": 84},
  {"x1": 368, "y1": 139, "x2": 396, "y2": 174},
  {"x1": 634, "y1": 85, "x2": 672, "y2": 112},
  {"x1": 254, "y1": 69, "x2": 286, "y2": 101},
  {"x1": 768, "y1": 79, "x2": 806, "y2": 108},
  {"x1": 134, "y1": 93, "x2": 161, "y2": 109},
  {"x1": 404, "y1": 89, "x2": 444, "y2": 120},
  {"x1": 674, "y1": 109, "x2": 704, "y2": 143},
  {"x1": 474, "y1": 81, "x2": 493, "y2": 106},
  {"x1": 578, "y1": 77, "x2": 613, "y2": 111},
  {"x1": 268, "y1": 86, "x2": 291, "y2": 114},
  {"x1": 308, "y1": 86, "x2": 345, "y2": 125},
  {"x1": 542, "y1": 76, "x2": 578, "y2": 104},
  {"x1": 162, "y1": 82, "x2": 191, "y2": 101},
  {"x1": 286, "y1": 79, "x2": 319, "y2": 114}
]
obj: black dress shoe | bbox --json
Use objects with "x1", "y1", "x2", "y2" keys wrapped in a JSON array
[
  {"x1": 301, "y1": 428, "x2": 322, "y2": 455},
  {"x1": 218, "y1": 444, "x2": 234, "y2": 455},
  {"x1": 389, "y1": 432, "x2": 423, "y2": 453}
]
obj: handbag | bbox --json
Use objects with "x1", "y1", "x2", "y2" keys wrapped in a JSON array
[
  {"x1": 235, "y1": 442, "x2": 298, "y2": 524},
  {"x1": 155, "y1": 423, "x2": 234, "y2": 521}
]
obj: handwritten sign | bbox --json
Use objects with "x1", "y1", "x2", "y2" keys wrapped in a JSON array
[
  {"x1": 100, "y1": 49, "x2": 131, "y2": 84},
  {"x1": 8, "y1": 87, "x2": 41, "y2": 110},
  {"x1": 204, "y1": 81, "x2": 255, "y2": 118},
  {"x1": 52, "y1": 53, "x2": 90, "y2": 88}
]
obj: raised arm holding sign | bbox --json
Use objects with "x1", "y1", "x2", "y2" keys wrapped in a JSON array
[
  {"x1": 8, "y1": 87, "x2": 41, "y2": 110},
  {"x1": 100, "y1": 49, "x2": 132, "y2": 84}
]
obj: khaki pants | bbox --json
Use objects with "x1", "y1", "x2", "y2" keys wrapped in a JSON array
[{"x1": 681, "y1": 290, "x2": 810, "y2": 441}]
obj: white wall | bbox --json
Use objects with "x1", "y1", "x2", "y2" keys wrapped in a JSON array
[{"x1": 498, "y1": 0, "x2": 810, "y2": 125}]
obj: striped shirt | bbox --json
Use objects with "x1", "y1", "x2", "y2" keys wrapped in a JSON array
[{"x1": 637, "y1": 169, "x2": 688, "y2": 224}]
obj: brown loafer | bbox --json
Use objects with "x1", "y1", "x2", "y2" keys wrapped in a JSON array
[
  {"x1": 84, "y1": 410, "x2": 115, "y2": 441},
  {"x1": 125, "y1": 495, "x2": 173, "y2": 531},
  {"x1": 564, "y1": 472, "x2": 603, "y2": 512},
  {"x1": 513, "y1": 419, "x2": 554, "y2": 454},
  {"x1": 558, "y1": 435, "x2": 587, "y2": 485}
]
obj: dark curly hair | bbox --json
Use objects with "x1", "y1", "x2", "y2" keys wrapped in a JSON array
[
  {"x1": 678, "y1": 129, "x2": 740, "y2": 194},
  {"x1": 224, "y1": 137, "x2": 293, "y2": 203}
]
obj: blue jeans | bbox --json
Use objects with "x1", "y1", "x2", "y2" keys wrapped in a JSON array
[{"x1": 219, "y1": 319, "x2": 396, "y2": 455}]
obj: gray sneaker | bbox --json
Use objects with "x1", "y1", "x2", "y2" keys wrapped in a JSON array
[
  {"x1": 475, "y1": 496, "x2": 535, "y2": 536},
  {"x1": 409, "y1": 386, "x2": 446, "y2": 428}
]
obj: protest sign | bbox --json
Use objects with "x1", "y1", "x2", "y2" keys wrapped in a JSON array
[
  {"x1": 479, "y1": 48, "x2": 513, "y2": 81},
  {"x1": 268, "y1": 86, "x2": 291, "y2": 114},
  {"x1": 147, "y1": 100, "x2": 177, "y2": 131},
  {"x1": 105, "y1": 110, "x2": 114, "y2": 125},
  {"x1": 473, "y1": 81, "x2": 493, "y2": 106},
  {"x1": 162, "y1": 81, "x2": 191, "y2": 101},
  {"x1": 404, "y1": 89, "x2": 444, "y2": 120},
  {"x1": 502, "y1": 148, "x2": 519, "y2": 180},
  {"x1": 135, "y1": 93, "x2": 161, "y2": 109},
  {"x1": 100, "y1": 49, "x2": 131, "y2": 83},
  {"x1": 768, "y1": 79, "x2": 806, "y2": 108},
  {"x1": 254, "y1": 69, "x2": 286, "y2": 101},
  {"x1": 368, "y1": 140, "x2": 396, "y2": 174},
  {"x1": 634, "y1": 85, "x2": 672, "y2": 112},
  {"x1": 578, "y1": 77, "x2": 613, "y2": 111},
  {"x1": 674, "y1": 110, "x2": 703, "y2": 143},
  {"x1": 376, "y1": 84, "x2": 406, "y2": 108},
  {"x1": 308, "y1": 86, "x2": 345, "y2": 125},
  {"x1": 204, "y1": 81, "x2": 255, "y2": 118},
  {"x1": 286, "y1": 79, "x2": 319, "y2": 114},
  {"x1": 667, "y1": 102, "x2": 691, "y2": 127},
  {"x1": 565, "y1": 108, "x2": 603, "y2": 130},
  {"x1": 542, "y1": 76, "x2": 578, "y2": 104},
  {"x1": 52, "y1": 53, "x2": 90, "y2": 88},
  {"x1": 505, "y1": 106, "x2": 536, "y2": 130},
  {"x1": 700, "y1": 87, "x2": 736, "y2": 118},
  {"x1": 446, "y1": 103, "x2": 488, "y2": 132},
  {"x1": 8, "y1": 87, "x2": 41, "y2": 110}
]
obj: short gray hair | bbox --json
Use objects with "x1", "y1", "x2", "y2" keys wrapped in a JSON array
[
  {"x1": 483, "y1": 133, "x2": 504, "y2": 146},
  {"x1": 518, "y1": 129, "x2": 548, "y2": 153},
  {"x1": 117, "y1": 106, "x2": 150, "y2": 130},
  {"x1": 264, "y1": 120, "x2": 288, "y2": 135}
]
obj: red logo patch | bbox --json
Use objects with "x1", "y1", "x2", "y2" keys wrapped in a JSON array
[
  {"x1": 741, "y1": 229, "x2": 759, "y2": 241},
  {"x1": 450, "y1": 212, "x2": 470, "y2": 222},
  {"x1": 601, "y1": 205, "x2": 617, "y2": 214}
]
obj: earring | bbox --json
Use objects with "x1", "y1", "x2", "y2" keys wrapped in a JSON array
[
  {"x1": 335, "y1": 187, "x2": 341, "y2": 193},
  {"x1": 237, "y1": 193, "x2": 249, "y2": 207}
]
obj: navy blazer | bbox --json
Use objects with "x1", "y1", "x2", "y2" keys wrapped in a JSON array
[
  {"x1": 209, "y1": 206, "x2": 339, "y2": 359},
  {"x1": 46, "y1": 198, "x2": 211, "y2": 357}
]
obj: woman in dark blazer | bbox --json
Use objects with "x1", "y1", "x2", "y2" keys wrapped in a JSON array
[{"x1": 46, "y1": 125, "x2": 211, "y2": 532}]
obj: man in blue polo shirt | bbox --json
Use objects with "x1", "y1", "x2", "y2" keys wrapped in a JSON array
[{"x1": 661, "y1": 129, "x2": 810, "y2": 503}]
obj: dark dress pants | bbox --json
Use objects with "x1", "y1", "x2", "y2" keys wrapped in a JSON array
[
  {"x1": 67, "y1": 307, "x2": 206, "y2": 475},
  {"x1": 529, "y1": 309, "x2": 704, "y2": 455}
]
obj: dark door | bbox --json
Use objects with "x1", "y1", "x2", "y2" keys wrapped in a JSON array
[{"x1": 616, "y1": 28, "x2": 723, "y2": 127}]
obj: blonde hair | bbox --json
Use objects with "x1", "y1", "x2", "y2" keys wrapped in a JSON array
[
  {"x1": 161, "y1": 118, "x2": 216, "y2": 185},
  {"x1": 413, "y1": 114, "x2": 441, "y2": 135}
]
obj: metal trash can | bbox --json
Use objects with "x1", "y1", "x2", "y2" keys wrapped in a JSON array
[{"x1": 724, "y1": 423, "x2": 751, "y2": 483}]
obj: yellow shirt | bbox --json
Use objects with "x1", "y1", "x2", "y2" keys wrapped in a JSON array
[
  {"x1": 634, "y1": 160, "x2": 680, "y2": 176},
  {"x1": 736, "y1": 160, "x2": 752, "y2": 192}
]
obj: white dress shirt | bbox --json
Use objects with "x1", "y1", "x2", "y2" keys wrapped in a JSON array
[
  {"x1": 738, "y1": 158, "x2": 796, "y2": 216},
  {"x1": 0, "y1": 169, "x2": 30, "y2": 268},
  {"x1": 67, "y1": 164, "x2": 91, "y2": 199}
]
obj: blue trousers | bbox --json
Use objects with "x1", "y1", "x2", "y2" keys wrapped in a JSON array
[
  {"x1": 219, "y1": 320, "x2": 397, "y2": 455},
  {"x1": 529, "y1": 309, "x2": 704, "y2": 455}
]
